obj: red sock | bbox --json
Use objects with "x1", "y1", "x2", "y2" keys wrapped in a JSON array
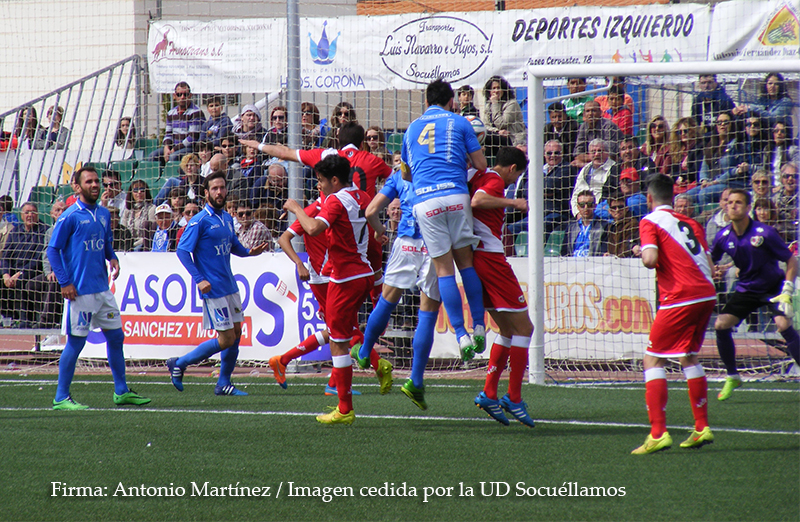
[
  {"x1": 369, "y1": 349, "x2": 380, "y2": 372},
  {"x1": 507, "y1": 336, "x2": 531, "y2": 403},
  {"x1": 350, "y1": 327, "x2": 364, "y2": 347},
  {"x1": 644, "y1": 368, "x2": 668, "y2": 438},
  {"x1": 483, "y1": 339, "x2": 511, "y2": 400},
  {"x1": 684, "y1": 364, "x2": 709, "y2": 431},
  {"x1": 280, "y1": 331, "x2": 323, "y2": 366},
  {"x1": 327, "y1": 374, "x2": 335, "y2": 388},
  {"x1": 333, "y1": 366, "x2": 353, "y2": 414},
  {"x1": 371, "y1": 283, "x2": 382, "y2": 307}
]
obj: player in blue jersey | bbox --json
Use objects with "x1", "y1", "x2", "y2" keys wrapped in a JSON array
[
  {"x1": 711, "y1": 188, "x2": 799, "y2": 400},
  {"x1": 167, "y1": 170, "x2": 270, "y2": 396},
  {"x1": 48, "y1": 166, "x2": 150, "y2": 410},
  {"x1": 401, "y1": 79, "x2": 488, "y2": 361},
  {"x1": 357, "y1": 170, "x2": 441, "y2": 409}
]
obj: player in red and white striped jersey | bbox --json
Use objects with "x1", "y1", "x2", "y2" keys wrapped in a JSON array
[
  {"x1": 468, "y1": 147, "x2": 535, "y2": 427},
  {"x1": 632, "y1": 173, "x2": 716, "y2": 454}
]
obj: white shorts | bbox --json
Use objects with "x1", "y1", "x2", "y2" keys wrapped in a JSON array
[
  {"x1": 384, "y1": 236, "x2": 440, "y2": 301},
  {"x1": 62, "y1": 290, "x2": 122, "y2": 337},
  {"x1": 202, "y1": 293, "x2": 244, "y2": 332},
  {"x1": 413, "y1": 193, "x2": 478, "y2": 259}
]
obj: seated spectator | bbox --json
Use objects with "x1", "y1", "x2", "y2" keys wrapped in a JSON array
[
  {"x1": 543, "y1": 101, "x2": 580, "y2": 159},
  {"x1": 44, "y1": 105, "x2": 70, "y2": 149},
  {"x1": 618, "y1": 136, "x2": 656, "y2": 180},
  {"x1": 362, "y1": 126, "x2": 390, "y2": 165},
  {"x1": 232, "y1": 104, "x2": 265, "y2": 143},
  {"x1": 457, "y1": 85, "x2": 480, "y2": 117},
  {"x1": 750, "y1": 168, "x2": 772, "y2": 204},
  {"x1": 687, "y1": 111, "x2": 748, "y2": 205},
  {"x1": 570, "y1": 138, "x2": 619, "y2": 217},
  {"x1": 539, "y1": 139, "x2": 577, "y2": 234},
  {"x1": 605, "y1": 192, "x2": 640, "y2": 258},
  {"x1": 767, "y1": 120, "x2": 799, "y2": 177},
  {"x1": 300, "y1": 102, "x2": 325, "y2": 150},
  {"x1": 641, "y1": 115, "x2": 671, "y2": 174},
  {"x1": 30, "y1": 199, "x2": 67, "y2": 328},
  {"x1": 201, "y1": 95, "x2": 232, "y2": 147},
  {"x1": 667, "y1": 117, "x2": 702, "y2": 192},
  {"x1": 150, "y1": 81, "x2": 204, "y2": 163},
  {"x1": 618, "y1": 168, "x2": 647, "y2": 218},
  {"x1": 747, "y1": 72, "x2": 795, "y2": 131},
  {"x1": 197, "y1": 141, "x2": 215, "y2": 177},
  {"x1": 774, "y1": 162, "x2": 798, "y2": 236},
  {"x1": 100, "y1": 170, "x2": 127, "y2": 218},
  {"x1": 572, "y1": 100, "x2": 625, "y2": 168},
  {"x1": 561, "y1": 190, "x2": 608, "y2": 257},
  {"x1": 115, "y1": 116, "x2": 137, "y2": 151},
  {"x1": 481, "y1": 75, "x2": 526, "y2": 150},
  {"x1": 225, "y1": 193, "x2": 240, "y2": 232},
  {"x1": 217, "y1": 135, "x2": 241, "y2": 179},
  {"x1": 743, "y1": 113, "x2": 770, "y2": 170},
  {"x1": 155, "y1": 153, "x2": 205, "y2": 206},
  {"x1": 13, "y1": 107, "x2": 47, "y2": 149},
  {"x1": 262, "y1": 106, "x2": 288, "y2": 146},
  {"x1": 122, "y1": 179, "x2": 156, "y2": 251},
  {"x1": 691, "y1": 74, "x2": 735, "y2": 141},
  {"x1": 595, "y1": 76, "x2": 635, "y2": 117},
  {"x1": 0, "y1": 202, "x2": 47, "y2": 327},
  {"x1": 563, "y1": 77, "x2": 593, "y2": 124},
  {"x1": 148, "y1": 203, "x2": 178, "y2": 252},
  {"x1": 169, "y1": 187, "x2": 187, "y2": 226},
  {"x1": 229, "y1": 142, "x2": 264, "y2": 200},
  {"x1": 704, "y1": 187, "x2": 732, "y2": 248},
  {"x1": 0, "y1": 195, "x2": 16, "y2": 253},
  {"x1": 107, "y1": 207, "x2": 134, "y2": 252},
  {"x1": 251, "y1": 162, "x2": 288, "y2": 236},
  {"x1": 673, "y1": 194, "x2": 695, "y2": 220},
  {"x1": 236, "y1": 201, "x2": 272, "y2": 250},
  {"x1": 321, "y1": 102, "x2": 357, "y2": 149},
  {"x1": 602, "y1": 84, "x2": 633, "y2": 136},
  {"x1": 176, "y1": 202, "x2": 200, "y2": 243}
]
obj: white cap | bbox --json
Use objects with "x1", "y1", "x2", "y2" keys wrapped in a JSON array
[{"x1": 155, "y1": 203, "x2": 172, "y2": 215}]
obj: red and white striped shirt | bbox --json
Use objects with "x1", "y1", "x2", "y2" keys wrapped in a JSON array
[
  {"x1": 469, "y1": 169, "x2": 506, "y2": 253},
  {"x1": 315, "y1": 186, "x2": 373, "y2": 283}
]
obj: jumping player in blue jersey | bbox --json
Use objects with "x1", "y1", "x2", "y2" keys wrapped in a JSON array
[
  {"x1": 167, "y1": 170, "x2": 270, "y2": 396},
  {"x1": 48, "y1": 166, "x2": 150, "y2": 410},
  {"x1": 711, "y1": 188, "x2": 799, "y2": 401},
  {"x1": 401, "y1": 78, "x2": 489, "y2": 361}
]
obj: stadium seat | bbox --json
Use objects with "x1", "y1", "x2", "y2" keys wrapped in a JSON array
[
  {"x1": 28, "y1": 186, "x2": 55, "y2": 206},
  {"x1": 133, "y1": 161, "x2": 162, "y2": 188},
  {"x1": 386, "y1": 132, "x2": 404, "y2": 154},
  {"x1": 164, "y1": 161, "x2": 182, "y2": 181},
  {"x1": 514, "y1": 231, "x2": 528, "y2": 257},
  {"x1": 136, "y1": 138, "x2": 161, "y2": 158},
  {"x1": 84, "y1": 162, "x2": 107, "y2": 175},
  {"x1": 110, "y1": 159, "x2": 138, "y2": 183},
  {"x1": 56, "y1": 183, "x2": 75, "y2": 202},
  {"x1": 545, "y1": 229, "x2": 565, "y2": 257}
]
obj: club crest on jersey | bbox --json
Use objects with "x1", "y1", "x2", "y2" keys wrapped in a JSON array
[
  {"x1": 750, "y1": 236, "x2": 764, "y2": 247},
  {"x1": 99, "y1": 216, "x2": 107, "y2": 228},
  {"x1": 107, "y1": 312, "x2": 116, "y2": 319}
]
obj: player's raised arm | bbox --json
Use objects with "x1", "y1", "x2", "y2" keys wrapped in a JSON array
[
  {"x1": 278, "y1": 229, "x2": 310, "y2": 281},
  {"x1": 283, "y1": 199, "x2": 327, "y2": 236}
]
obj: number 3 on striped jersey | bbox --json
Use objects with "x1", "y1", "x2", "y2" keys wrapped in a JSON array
[{"x1": 416, "y1": 123, "x2": 435, "y2": 153}]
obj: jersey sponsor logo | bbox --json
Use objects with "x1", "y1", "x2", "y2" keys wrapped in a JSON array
[
  {"x1": 83, "y1": 238, "x2": 105, "y2": 252},
  {"x1": 214, "y1": 242, "x2": 232, "y2": 256},
  {"x1": 107, "y1": 312, "x2": 116, "y2": 319},
  {"x1": 213, "y1": 307, "x2": 230, "y2": 323},
  {"x1": 727, "y1": 241, "x2": 735, "y2": 249},
  {"x1": 751, "y1": 236, "x2": 764, "y2": 247},
  {"x1": 424, "y1": 203, "x2": 464, "y2": 217},
  {"x1": 401, "y1": 244, "x2": 427, "y2": 253},
  {"x1": 415, "y1": 182, "x2": 456, "y2": 196},
  {"x1": 209, "y1": 224, "x2": 220, "y2": 230},
  {"x1": 79, "y1": 219, "x2": 91, "y2": 225}
]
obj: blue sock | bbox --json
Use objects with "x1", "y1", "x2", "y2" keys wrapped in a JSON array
[
  {"x1": 359, "y1": 296, "x2": 398, "y2": 359},
  {"x1": 411, "y1": 310, "x2": 437, "y2": 389},
  {"x1": 104, "y1": 328, "x2": 128, "y2": 395},
  {"x1": 55, "y1": 335, "x2": 87, "y2": 402},
  {"x1": 459, "y1": 267, "x2": 485, "y2": 328},
  {"x1": 217, "y1": 339, "x2": 240, "y2": 387},
  {"x1": 439, "y1": 275, "x2": 467, "y2": 339},
  {"x1": 716, "y1": 328, "x2": 738, "y2": 376},
  {"x1": 177, "y1": 338, "x2": 221, "y2": 368},
  {"x1": 780, "y1": 326, "x2": 800, "y2": 364}
]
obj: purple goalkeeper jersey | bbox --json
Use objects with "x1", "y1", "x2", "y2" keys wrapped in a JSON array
[{"x1": 711, "y1": 219, "x2": 792, "y2": 295}]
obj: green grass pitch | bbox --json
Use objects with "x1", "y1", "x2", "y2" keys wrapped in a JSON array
[{"x1": 0, "y1": 374, "x2": 797, "y2": 521}]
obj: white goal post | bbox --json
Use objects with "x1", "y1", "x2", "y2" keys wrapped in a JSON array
[{"x1": 526, "y1": 60, "x2": 800, "y2": 385}]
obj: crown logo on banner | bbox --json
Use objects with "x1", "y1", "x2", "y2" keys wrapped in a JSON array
[{"x1": 309, "y1": 21, "x2": 341, "y2": 65}]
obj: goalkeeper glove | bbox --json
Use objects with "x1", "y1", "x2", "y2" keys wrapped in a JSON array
[{"x1": 770, "y1": 280, "x2": 795, "y2": 317}]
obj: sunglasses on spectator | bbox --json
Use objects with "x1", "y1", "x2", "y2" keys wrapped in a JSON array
[
  {"x1": 651, "y1": 123, "x2": 666, "y2": 130},
  {"x1": 132, "y1": 187, "x2": 147, "y2": 193},
  {"x1": 678, "y1": 129, "x2": 689, "y2": 135},
  {"x1": 544, "y1": 151, "x2": 561, "y2": 156},
  {"x1": 716, "y1": 120, "x2": 731, "y2": 126},
  {"x1": 609, "y1": 205, "x2": 625, "y2": 210},
  {"x1": 338, "y1": 111, "x2": 350, "y2": 117},
  {"x1": 220, "y1": 143, "x2": 234, "y2": 148},
  {"x1": 745, "y1": 122, "x2": 760, "y2": 127},
  {"x1": 577, "y1": 202, "x2": 595, "y2": 208},
  {"x1": 184, "y1": 209, "x2": 198, "y2": 216},
  {"x1": 237, "y1": 211, "x2": 253, "y2": 217},
  {"x1": 366, "y1": 135, "x2": 379, "y2": 141},
  {"x1": 783, "y1": 175, "x2": 798, "y2": 181},
  {"x1": 272, "y1": 114, "x2": 285, "y2": 121},
  {"x1": 174, "y1": 91, "x2": 191, "y2": 98},
  {"x1": 774, "y1": 128, "x2": 786, "y2": 133},
  {"x1": 752, "y1": 180, "x2": 769, "y2": 185},
  {"x1": 103, "y1": 182, "x2": 119, "y2": 188}
]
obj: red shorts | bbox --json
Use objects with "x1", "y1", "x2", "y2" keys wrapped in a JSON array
[
  {"x1": 310, "y1": 282, "x2": 328, "y2": 322},
  {"x1": 325, "y1": 276, "x2": 372, "y2": 342},
  {"x1": 647, "y1": 299, "x2": 715, "y2": 357},
  {"x1": 473, "y1": 250, "x2": 527, "y2": 312}
]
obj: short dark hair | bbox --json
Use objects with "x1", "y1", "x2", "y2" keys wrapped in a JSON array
[
  {"x1": 457, "y1": 85, "x2": 474, "y2": 96},
  {"x1": 609, "y1": 84, "x2": 626, "y2": 96},
  {"x1": 219, "y1": 134, "x2": 238, "y2": 145},
  {"x1": 315, "y1": 154, "x2": 351, "y2": 185},
  {"x1": 646, "y1": 173, "x2": 674, "y2": 205},
  {"x1": 205, "y1": 95, "x2": 223, "y2": 105},
  {"x1": 174, "y1": 81, "x2": 191, "y2": 92},
  {"x1": 197, "y1": 141, "x2": 214, "y2": 152},
  {"x1": 728, "y1": 188, "x2": 751, "y2": 206},
  {"x1": 0, "y1": 195, "x2": 12, "y2": 213},
  {"x1": 203, "y1": 170, "x2": 227, "y2": 191},
  {"x1": 75, "y1": 166, "x2": 98, "y2": 184},
  {"x1": 548, "y1": 101, "x2": 566, "y2": 113},
  {"x1": 495, "y1": 147, "x2": 528, "y2": 172},
  {"x1": 237, "y1": 200, "x2": 252, "y2": 209},
  {"x1": 608, "y1": 190, "x2": 626, "y2": 202},
  {"x1": 576, "y1": 189, "x2": 595, "y2": 200},
  {"x1": 103, "y1": 170, "x2": 121, "y2": 182},
  {"x1": 169, "y1": 187, "x2": 186, "y2": 199},
  {"x1": 426, "y1": 79, "x2": 454, "y2": 107},
  {"x1": 338, "y1": 122, "x2": 365, "y2": 149},
  {"x1": 21, "y1": 201, "x2": 37, "y2": 212}
]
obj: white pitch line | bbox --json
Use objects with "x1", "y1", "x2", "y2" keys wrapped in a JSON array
[{"x1": 0, "y1": 406, "x2": 797, "y2": 436}]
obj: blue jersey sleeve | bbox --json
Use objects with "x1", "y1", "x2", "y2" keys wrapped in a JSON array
[
  {"x1": 101, "y1": 208, "x2": 118, "y2": 262},
  {"x1": 459, "y1": 115, "x2": 482, "y2": 155},
  {"x1": 231, "y1": 236, "x2": 250, "y2": 258},
  {"x1": 48, "y1": 213, "x2": 74, "y2": 286},
  {"x1": 177, "y1": 220, "x2": 203, "y2": 283},
  {"x1": 380, "y1": 172, "x2": 401, "y2": 201}
]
